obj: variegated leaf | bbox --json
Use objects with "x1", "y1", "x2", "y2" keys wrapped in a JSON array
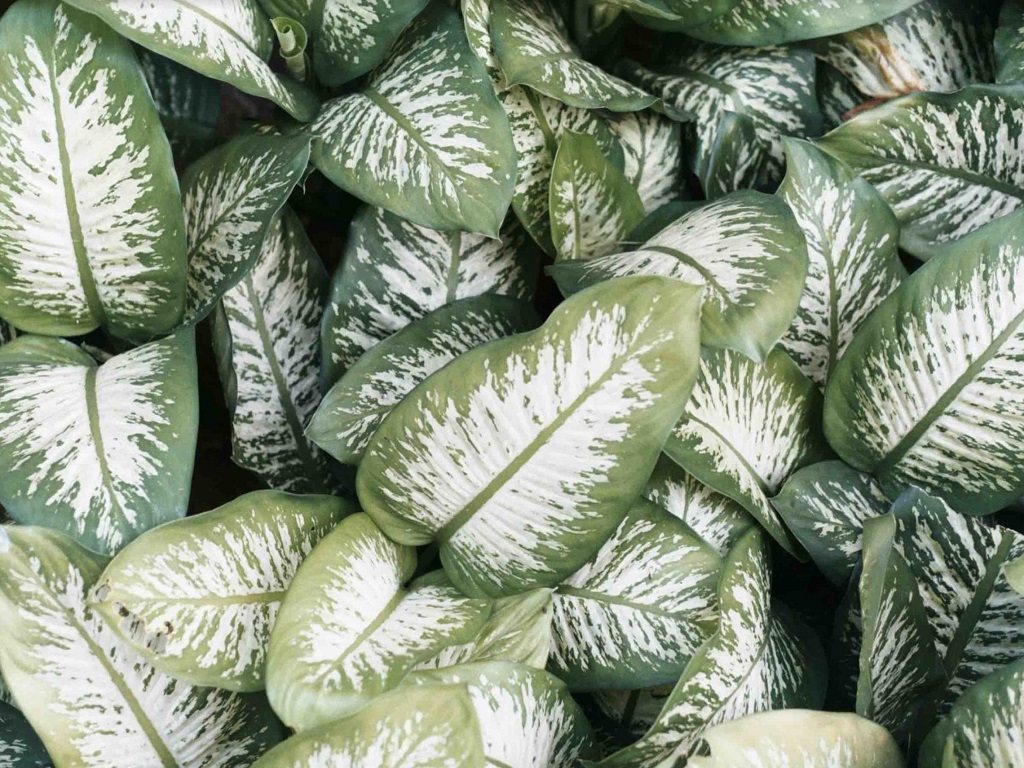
[
  {"x1": 309, "y1": 295, "x2": 539, "y2": 464},
  {"x1": 996, "y1": 0, "x2": 1024, "y2": 84},
  {"x1": 550, "y1": 499, "x2": 722, "y2": 690},
  {"x1": 592, "y1": 685, "x2": 674, "y2": 741},
  {"x1": 357, "y1": 277, "x2": 703, "y2": 597},
  {"x1": 182, "y1": 133, "x2": 311, "y2": 327},
  {"x1": 777, "y1": 139, "x2": 905, "y2": 386},
  {"x1": 0, "y1": 699, "x2": 49, "y2": 768},
  {"x1": 89, "y1": 491, "x2": 353, "y2": 692},
  {"x1": 665, "y1": 346, "x2": 832, "y2": 556},
  {"x1": 265, "y1": 513, "x2": 490, "y2": 730},
  {"x1": 0, "y1": 0, "x2": 186, "y2": 343},
  {"x1": 309, "y1": 4, "x2": 515, "y2": 237},
  {"x1": 548, "y1": 191, "x2": 807, "y2": 362},
  {"x1": 608, "y1": 109, "x2": 685, "y2": 215},
  {"x1": 823, "y1": 210, "x2": 1024, "y2": 513},
  {"x1": 490, "y1": 0, "x2": 654, "y2": 112},
  {"x1": 0, "y1": 333, "x2": 198, "y2": 555},
  {"x1": 211, "y1": 208, "x2": 336, "y2": 493},
  {"x1": 550, "y1": 131, "x2": 645, "y2": 262},
  {"x1": 817, "y1": 85, "x2": 1024, "y2": 257},
  {"x1": 818, "y1": 60, "x2": 864, "y2": 131},
  {"x1": 320, "y1": 205, "x2": 537, "y2": 387},
  {"x1": 0, "y1": 526, "x2": 281, "y2": 767},
  {"x1": 599, "y1": 528, "x2": 826, "y2": 767},
  {"x1": 62, "y1": 0, "x2": 318, "y2": 120}
]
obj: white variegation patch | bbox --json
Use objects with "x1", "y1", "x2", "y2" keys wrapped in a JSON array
[{"x1": 608, "y1": 110, "x2": 684, "y2": 215}]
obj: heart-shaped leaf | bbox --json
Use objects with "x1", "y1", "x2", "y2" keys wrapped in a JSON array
[{"x1": 608, "y1": 109, "x2": 685, "y2": 215}]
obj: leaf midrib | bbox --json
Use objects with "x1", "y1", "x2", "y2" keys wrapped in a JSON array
[
  {"x1": 847, "y1": 154, "x2": 1024, "y2": 201},
  {"x1": 84, "y1": 367, "x2": 128, "y2": 540},
  {"x1": 557, "y1": 585, "x2": 685, "y2": 620},
  {"x1": 644, "y1": 245, "x2": 730, "y2": 299},
  {"x1": 106, "y1": 588, "x2": 287, "y2": 609}
]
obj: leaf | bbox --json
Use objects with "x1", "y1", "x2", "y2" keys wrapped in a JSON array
[
  {"x1": 823, "y1": 209, "x2": 1024, "y2": 514},
  {"x1": 0, "y1": 0, "x2": 186, "y2": 343},
  {"x1": 357, "y1": 276, "x2": 703, "y2": 597},
  {"x1": 490, "y1": 0, "x2": 655, "y2": 112},
  {"x1": 265, "y1": 513, "x2": 491, "y2": 730},
  {"x1": 607, "y1": 109, "x2": 685, "y2": 215},
  {"x1": 771, "y1": 461, "x2": 891, "y2": 586},
  {"x1": 309, "y1": 295, "x2": 539, "y2": 465},
  {"x1": 309, "y1": 4, "x2": 515, "y2": 237},
  {"x1": 0, "y1": 700, "x2": 50, "y2": 768},
  {"x1": 996, "y1": 0, "x2": 1024, "y2": 84},
  {"x1": 816, "y1": 85, "x2": 1024, "y2": 258},
  {"x1": 777, "y1": 138, "x2": 905, "y2": 387},
  {"x1": 818, "y1": 60, "x2": 864, "y2": 131},
  {"x1": 548, "y1": 190, "x2": 808, "y2": 362},
  {"x1": 320, "y1": 205, "x2": 537, "y2": 387},
  {"x1": 62, "y1": 0, "x2": 318, "y2": 120},
  {"x1": 0, "y1": 332, "x2": 198, "y2": 555},
  {"x1": 599, "y1": 528, "x2": 827, "y2": 767},
  {"x1": 665, "y1": 346, "x2": 831, "y2": 557},
  {"x1": 549, "y1": 131, "x2": 645, "y2": 263},
  {"x1": 0, "y1": 526, "x2": 281, "y2": 767},
  {"x1": 591, "y1": 685, "x2": 674, "y2": 741},
  {"x1": 550, "y1": 499, "x2": 722, "y2": 691},
  {"x1": 88, "y1": 491, "x2": 353, "y2": 692},
  {"x1": 687, "y1": 710, "x2": 905, "y2": 768},
  {"x1": 182, "y1": 133, "x2": 311, "y2": 327}
]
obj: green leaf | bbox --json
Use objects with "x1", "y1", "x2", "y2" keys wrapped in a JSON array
[
  {"x1": 0, "y1": 699, "x2": 50, "y2": 768},
  {"x1": 182, "y1": 133, "x2": 311, "y2": 327},
  {"x1": 818, "y1": 60, "x2": 864, "y2": 131},
  {"x1": 608, "y1": 109, "x2": 685, "y2": 215},
  {"x1": 0, "y1": 526, "x2": 281, "y2": 767},
  {"x1": 996, "y1": 0, "x2": 1024, "y2": 84},
  {"x1": 0, "y1": 0, "x2": 186, "y2": 343},
  {"x1": 548, "y1": 190, "x2": 808, "y2": 362},
  {"x1": 823, "y1": 210, "x2": 1024, "y2": 514},
  {"x1": 309, "y1": 295, "x2": 539, "y2": 464},
  {"x1": 550, "y1": 499, "x2": 722, "y2": 690},
  {"x1": 817, "y1": 85, "x2": 1024, "y2": 258},
  {"x1": 591, "y1": 685, "x2": 674, "y2": 741},
  {"x1": 665, "y1": 347, "x2": 831, "y2": 557},
  {"x1": 549, "y1": 131, "x2": 645, "y2": 263},
  {"x1": 490, "y1": 0, "x2": 655, "y2": 112},
  {"x1": 88, "y1": 490, "x2": 353, "y2": 692},
  {"x1": 62, "y1": 0, "x2": 318, "y2": 120},
  {"x1": 688, "y1": 710, "x2": 905, "y2": 768},
  {"x1": 357, "y1": 276, "x2": 703, "y2": 597},
  {"x1": 309, "y1": 4, "x2": 515, "y2": 237},
  {"x1": 320, "y1": 205, "x2": 537, "y2": 387},
  {"x1": 777, "y1": 138, "x2": 905, "y2": 387},
  {"x1": 0, "y1": 332, "x2": 198, "y2": 555},
  {"x1": 265, "y1": 513, "x2": 491, "y2": 730}
]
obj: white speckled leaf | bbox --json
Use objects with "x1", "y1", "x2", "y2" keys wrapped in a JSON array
[
  {"x1": 997, "y1": 0, "x2": 1024, "y2": 84},
  {"x1": 357, "y1": 277, "x2": 703, "y2": 598},
  {"x1": 0, "y1": 699, "x2": 49, "y2": 768},
  {"x1": 824, "y1": 210, "x2": 1024, "y2": 513},
  {"x1": 265, "y1": 513, "x2": 490, "y2": 730},
  {"x1": 607, "y1": 109, "x2": 685, "y2": 215},
  {"x1": 817, "y1": 61, "x2": 864, "y2": 131},
  {"x1": 88, "y1": 491, "x2": 353, "y2": 692},
  {"x1": 0, "y1": 333, "x2": 198, "y2": 555},
  {"x1": 62, "y1": 0, "x2": 318, "y2": 120},
  {"x1": 0, "y1": 527, "x2": 281, "y2": 768},
  {"x1": 0, "y1": 0, "x2": 186, "y2": 343}
]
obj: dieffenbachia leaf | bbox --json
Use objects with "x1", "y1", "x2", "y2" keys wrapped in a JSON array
[
  {"x1": 548, "y1": 190, "x2": 807, "y2": 362},
  {"x1": 592, "y1": 685, "x2": 674, "y2": 742},
  {"x1": 62, "y1": 0, "x2": 318, "y2": 120},
  {"x1": 550, "y1": 499, "x2": 722, "y2": 691},
  {"x1": 818, "y1": 60, "x2": 864, "y2": 131},
  {"x1": 182, "y1": 133, "x2": 311, "y2": 327},
  {"x1": 549, "y1": 131, "x2": 645, "y2": 263},
  {"x1": 309, "y1": 4, "x2": 515, "y2": 237},
  {"x1": 823, "y1": 210, "x2": 1024, "y2": 514},
  {"x1": 771, "y1": 461, "x2": 890, "y2": 586},
  {"x1": 88, "y1": 491, "x2": 353, "y2": 692},
  {"x1": 309, "y1": 295, "x2": 539, "y2": 464},
  {"x1": 0, "y1": 332, "x2": 198, "y2": 555},
  {"x1": 490, "y1": 0, "x2": 654, "y2": 112},
  {"x1": 811, "y1": 0, "x2": 995, "y2": 99},
  {"x1": 320, "y1": 205, "x2": 537, "y2": 386},
  {"x1": 357, "y1": 276, "x2": 703, "y2": 598},
  {"x1": 996, "y1": 0, "x2": 1024, "y2": 84},
  {"x1": 0, "y1": 526, "x2": 281, "y2": 767},
  {"x1": 688, "y1": 710, "x2": 905, "y2": 768},
  {"x1": 608, "y1": 109, "x2": 685, "y2": 215},
  {"x1": 0, "y1": 698, "x2": 50, "y2": 768},
  {"x1": 252, "y1": 684, "x2": 484, "y2": 768},
  {"x1": 599, "y1": 528, "x2": 827, "y2": 767},
  {"x1": 621, "y1": 44, "x2": 822, "y2": 197},
  {"x1": 0, "y1": 0, "x2": 186, "y2": 343},
  {"x1": 211, "y1": 207, "x2": 336, "y2": 493},
  {"x1": 817, "y1": 85, "x2": 1024, "y2": 258},
  {"x1": 265, "y1": 513, "x2": 490, "y2": 730},
  {"x1": 777, "y1": 138, "x2": 905, "y2": 387},
  {"x1": 665, "y1": 346, "x2": 832, "y2": 557}
]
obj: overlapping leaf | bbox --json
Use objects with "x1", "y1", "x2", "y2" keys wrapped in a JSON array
[
  {"x1": 608, "y1": 109, "x2": 685, "y2": 215},
  {"x1": 996, "y1": 0, "x2": 1024, "y2": 84},
  {"x1": 0, "y1": 697, "x2": 49, "y2": 768}
]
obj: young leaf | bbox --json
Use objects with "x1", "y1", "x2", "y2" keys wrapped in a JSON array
[
  {"x1": 0, "y1": 0, "x2": 186, "y2": 343},
  {"x1": 608, "y1": 109, "x2": 685, "y2": 215},
  {"x1": 0, "y1": 333, "x2": 198, "y2": 555},
  {"x1": 357, "y1": 276, "x2": 703, "y2": 597}
]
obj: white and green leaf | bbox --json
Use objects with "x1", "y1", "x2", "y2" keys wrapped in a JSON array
[
  {"x1": 607, "y1": 109, "x2": 685, "y2": 215},
  {"x1": 0, "y1": 699, "x2": 49, "y2": 768},
  {"x1": 996, "y1": 0, "x2": 1024, "y2": 84}
]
